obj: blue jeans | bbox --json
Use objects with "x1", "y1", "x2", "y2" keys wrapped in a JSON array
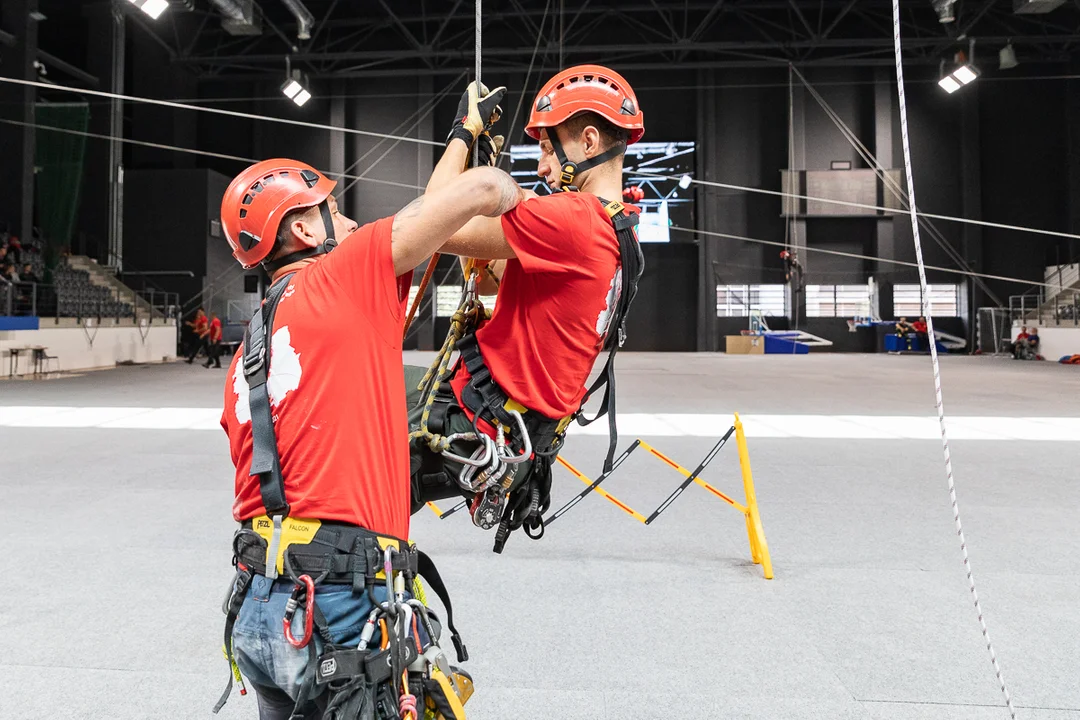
[{"x1": 233, "y1": 575, "x2": 390, "y2": 720}]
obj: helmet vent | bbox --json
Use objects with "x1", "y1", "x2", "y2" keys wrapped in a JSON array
[
  {"x1": 250, "y1": 181, "x2": 263, "y2": 194},
  {"x1": 239, "y1": 209, "x2": 247, "y2": 219},
  {"x1": 241, "y1": 194, "x2": 254, "y2": 205},
  {"x1": 262, "y1": 174, "x2": 275, "y2": 185},
  {"x1": 299, "y1": 169, "x2": 320, "y2": 188}
]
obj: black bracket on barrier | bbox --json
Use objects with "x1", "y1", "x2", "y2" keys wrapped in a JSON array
[
  {"x1": 542, "y1": 439, "x2": 641, "y2": 527},
  {"x1": 644, "y1": 425, "x2": 735, "y2": 525}
]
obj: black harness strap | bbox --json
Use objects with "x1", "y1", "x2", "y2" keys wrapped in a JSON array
[
  {"x1": 576, "y1": 200, "x2": 644, "y2": 473},
  {"x1": 244, "y1": 273, "x2": 297, "y2": 520},
  {"x1": 417, "y1": 550, "x2": 469, "y2": 662}
]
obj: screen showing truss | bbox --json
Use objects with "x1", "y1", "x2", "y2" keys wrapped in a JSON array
[{"x1": 507, "y1": 141, "x2": 696, "y2": 243}]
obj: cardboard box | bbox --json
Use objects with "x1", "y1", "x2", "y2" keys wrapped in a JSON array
[{"x1": 726, "y1": 335, "x2": 765, "y2": 354}]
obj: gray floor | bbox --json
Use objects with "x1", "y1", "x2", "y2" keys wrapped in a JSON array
[{"x1": 2, "y1": 353, "x2": 1078, "y2": 719}]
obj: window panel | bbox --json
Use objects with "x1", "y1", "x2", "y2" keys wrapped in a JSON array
[{"x1": 716, "y1": 284, "x2": 786, "y2": 317}]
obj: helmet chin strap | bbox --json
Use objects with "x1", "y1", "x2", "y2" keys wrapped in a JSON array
[
  {"x1": 547, "y1": 129, "x2": 625, "y2": 192},
  {"x1": 261, "y1": 200, "x2": 338, "y2": 274}
]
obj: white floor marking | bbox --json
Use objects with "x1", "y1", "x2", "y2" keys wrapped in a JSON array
[{"x1": 1, "y1": 406, "x2": 1077, "y2": 440}]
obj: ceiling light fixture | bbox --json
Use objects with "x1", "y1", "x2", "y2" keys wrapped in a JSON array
[
  {"x1": 126, "y1": 0, "x2": 170, "y2": 20},
  {"x1": 281, "y1": 57, "x2": 312, "y2": 107},
  {"x1": 938, "y1": 40, "x2": 980, "y2": 94}
]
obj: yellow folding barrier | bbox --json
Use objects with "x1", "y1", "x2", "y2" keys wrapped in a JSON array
[
  {"x1": 637, "y1": 413, "x2": 772, "y2": 579},
  {"x1": 420, "y1": 414, "x2": 772, "y2": 579}
]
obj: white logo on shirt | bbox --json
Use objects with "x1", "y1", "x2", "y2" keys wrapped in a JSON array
[
  {"x1": 595, "y1": 267, "x2": 623, "y2": 339},
  {"x1": 231, "y1": 325, "x2": 303, "y2": 425}
]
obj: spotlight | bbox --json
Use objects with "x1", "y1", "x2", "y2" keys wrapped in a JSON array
[
  {"x1": 678, "y1": 174, "x2": 692, "y2": 190},
  {"x1": 931, "y1": 0, "x2": 956, "y2": 23},
  {"x1": 999, "y1": 43, "x2": 1019, "y2": 70},
  {"x1": 938, "y1": 44, "x2": 980, "y2": 94},
  {"x1": 126, "y1": 0, "x2": 169, "y2": 19},
  {"x1": 281, "y1": 77, "x2": 312, "y2": 107}
]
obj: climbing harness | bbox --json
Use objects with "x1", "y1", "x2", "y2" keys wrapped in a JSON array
[
  {"x1": 214, "y1": 272, "x2": 471, "y2": 720},
  {"x1": 409, "y1": 189, "x2": 644, "y2": 552}
]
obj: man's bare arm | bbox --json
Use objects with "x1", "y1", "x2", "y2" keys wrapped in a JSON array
[{"x1": 391, "y1": 167, "x2": 524, "y2": 275}]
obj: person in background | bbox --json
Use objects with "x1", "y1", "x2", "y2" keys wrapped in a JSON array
[
  {"x1": 20, "y1": 263, "x2": 39, "y2": 284},
  {"x1": 1013, "y1": 325, "x2": 1030, "y2": 359},
  {"x1": 1027, "y1": 327, "x2": 1041, "y2": 359},
  {"x1": 203, "y1": 312, "x2": 223, "y2": 369},
  {"x1": 185, "y1": 307, "x2": 210, "y2": 364},
  {"x1": 894, "y1": 317, "x2": 913, "y2": 335},
  {"x1": 911, "y1": 316, "x2": 929, "y2": 350}
]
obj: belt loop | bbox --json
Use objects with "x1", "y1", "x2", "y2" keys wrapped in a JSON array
[{"x1": 264, "y1": 514, "x2": 284, "y2": 580}]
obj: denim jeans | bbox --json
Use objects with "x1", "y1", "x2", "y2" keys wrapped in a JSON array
[{"x1": 233, "y1": 574, "x2": 391, "y2": 720}]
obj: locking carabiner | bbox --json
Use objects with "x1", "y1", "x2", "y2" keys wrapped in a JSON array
[{"x1": 283, "y1": 574, "x2": 316, "y2": 648}]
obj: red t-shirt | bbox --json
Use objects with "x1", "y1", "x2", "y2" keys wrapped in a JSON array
[
  {"x1": 209, "y1": 317, "x2": 223, "y2": 343},
  {"x1": 912, "y1": 320, "x2": 928, "y2": 333},
  {"x1": 194, "y1": 315, "x2": 209, "y2": 334},
  {"x1": 221, "y1": 216, "x2": 414, "y2": 539},
  {"x1": 450, "y1": 192, "x2": 623, "y2": 420}
]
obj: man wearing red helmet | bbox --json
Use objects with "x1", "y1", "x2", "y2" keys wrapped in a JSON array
[
  {"x1": 407, "y1": 66, "x2": 645, "y2": 553},
  {"x1": 214, "y1": 156, "x2": 523, "y2": 720}
]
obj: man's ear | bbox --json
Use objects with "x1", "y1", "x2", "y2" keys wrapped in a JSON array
[{"x1": 581, "y1": 125, "x2": 602, "y2": 159}]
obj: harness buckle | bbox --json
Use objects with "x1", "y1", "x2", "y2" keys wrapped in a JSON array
[
  {"x1": 559, "y1": 162, "x2": 577, "y2": 187},
  {"x1": 264, "y1": 514, "x2": 284, "y2": 580}
]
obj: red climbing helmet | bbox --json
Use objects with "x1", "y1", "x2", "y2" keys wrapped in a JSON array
[
  {"x1": 526, "y1": 64, "x2": 644, "y2": 144},
  {"x1": 220, "y1": 158, "x2": 336, "y2": 269}
]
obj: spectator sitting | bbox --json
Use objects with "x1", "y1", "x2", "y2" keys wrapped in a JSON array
[
  {"x1": 911, "y1": 316, "x2": 929, "y2": 349},
  {"x1": 1027, "y1": 327, "x2": 1041, "y2": 359},
  {"x1": 2, "y1": 264, "x2": 17, "y2": 283},
  {"x1": 894, "y1": 316, "x2": 914, "y2": 335},
  {"x1": 1013, "y1": 326, "x2": 1030, "y2": 359},
  {"x1": 20, "y1": 263, "x2": 38, "y2": 284}
]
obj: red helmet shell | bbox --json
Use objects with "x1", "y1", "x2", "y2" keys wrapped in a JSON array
[
  {"x1": 220, "y1": 158, "x2": 336, "y2": 269},
  {"x1": 526, "y1": 65, "x2": 644, "y2": 145}
]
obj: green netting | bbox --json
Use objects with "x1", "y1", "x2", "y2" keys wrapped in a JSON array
[{"x1": 34, "y1": 102, "x2": 89, "y2": 260}]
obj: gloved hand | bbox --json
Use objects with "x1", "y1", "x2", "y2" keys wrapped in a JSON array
[
  {"x1": 446, "y1": 81, "x2": 506, "y2": 147},
  {"x1": 469, "y1": 133, "x2": 505, "y2": 168}
]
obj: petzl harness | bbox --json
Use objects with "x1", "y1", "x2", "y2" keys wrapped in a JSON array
[
  {"x1": 215, "y1": 273, "x2": 468, "y2": 718},
  {"x1": 412, "y1": 196, "x2": 644, "y2": 553}
]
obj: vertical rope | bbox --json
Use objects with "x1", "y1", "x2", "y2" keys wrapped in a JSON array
[
  {"x1": 890, "y1": 4, "x2": 1017, "y2": 718},
  {"x1": 474, "y1": 0, "x2": 482, "y2": 168}
]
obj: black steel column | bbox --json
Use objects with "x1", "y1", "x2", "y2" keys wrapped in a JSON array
[{"x1": 0, "y1": 0, "x2": 39, "y2": 246}]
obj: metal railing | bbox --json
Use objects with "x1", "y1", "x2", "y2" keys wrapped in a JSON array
[
  {"x1": 1, "y1": 281, "x2": 179, "y2": 324},
  {"x1": 1009, "y1": 288, "x2": 1080, "y2": 327}
]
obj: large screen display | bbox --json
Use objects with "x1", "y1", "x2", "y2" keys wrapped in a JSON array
[{"x1": 507, "y1": 140, "x2": 696, "y2": 243}]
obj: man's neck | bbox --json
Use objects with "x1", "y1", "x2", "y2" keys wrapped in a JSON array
[
  {"x1": 577, "y1": 171, "x2": 623, "y2": 204},
  {"x1": 270, "y1": 258, "x2": 317, "y2": 284}
]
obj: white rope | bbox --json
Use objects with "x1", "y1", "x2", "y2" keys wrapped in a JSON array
[
  {"x1": 628, "y1": 168, "x2": 1080, "y2": 241},
  {"x1": 668, "y1": 222, "x2": 1065, "y2": 290},
  {"x1": 891, "y1": 4, "x2": 1017, "y2": 718},
  {"x1": 13, "y1": 74, "x2": 1078, "y2": 245},
  {"x1": 0, "y1": 76, "x2": 443, "y2": 147},
  {"x1": 0, "y1": 117, "x2": 423, "y2": 191}
]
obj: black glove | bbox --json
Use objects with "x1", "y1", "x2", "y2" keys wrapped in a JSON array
[
  {"x1": 469, "y1": 133, "x2": 505, "y2": 168},
  {"x1": 446, "y1": 81, "x2": 506, "y2": 147}
]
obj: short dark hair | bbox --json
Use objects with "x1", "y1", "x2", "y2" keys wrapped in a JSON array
[
  {"x1": 273, "y1": 205, "x2": 320, "y2": 257},
  {"x1": 559, "y1": 111, "x2": 630, "y2": 152}
]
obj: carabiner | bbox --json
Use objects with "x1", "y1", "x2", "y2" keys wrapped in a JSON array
[
  {"x1": 499, "y1": 409, "x2": 533, "y2": 465},
  {"x1": 443, "y1": 433, "x2": 492, "y2": 467},
  {"x1": 283, "y1": 574, "x2": 315, "y2": 649}
]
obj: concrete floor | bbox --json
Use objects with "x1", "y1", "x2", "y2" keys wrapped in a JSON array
[{"x1": 2, "y1": 353, "x2": 1078, "y2": 719}]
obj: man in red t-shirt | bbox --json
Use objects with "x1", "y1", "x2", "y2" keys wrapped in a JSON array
[
  {"x1": 407, "y1": 66, "x2": 645, "y2": 551},
  {"x1": 214, "y1": 157, "x2": 524, "y2": 719},
  {"x1": 203, "y1": 313, "x2": 223, "y2": 369},
  {"x1": 184, "y1": 307, "x2": 209, "y2": 363}
]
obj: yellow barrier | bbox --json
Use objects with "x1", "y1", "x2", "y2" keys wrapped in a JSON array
[
  {"x1": 556, "y1": 456, "x2": 647, "y2": 524},
  {"x1": 638, "y1": 414, "x2": 772, "y2": 579}
]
